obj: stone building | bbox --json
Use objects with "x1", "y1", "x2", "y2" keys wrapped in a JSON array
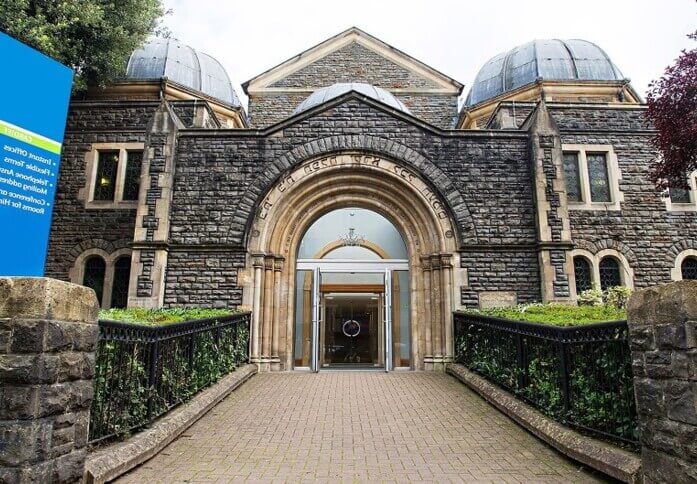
[{"x1": 47, "y1": 28, "x2": 697, "y2": 371}]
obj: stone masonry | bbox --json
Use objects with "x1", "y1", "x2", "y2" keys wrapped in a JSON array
[
  {"x1": 627, "y1": 280, "x2": 697, "y2": 483},
  {"x1": 0, "y1": 278, "x2": 99, "y2": 483}
]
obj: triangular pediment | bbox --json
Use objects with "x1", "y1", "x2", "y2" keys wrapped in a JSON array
[{"x1": 243, "y1": 27, "x2": 463, "y2": 95}]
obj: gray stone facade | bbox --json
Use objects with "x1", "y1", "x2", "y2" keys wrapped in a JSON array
[{"x1": 45, "y1": 30, "x2": 697, "y2": 318}]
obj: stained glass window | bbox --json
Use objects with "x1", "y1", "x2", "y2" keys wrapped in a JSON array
[
  {"x1": 587, "y1": 153, "x2": 611, "y2": 202},
  {"x1": 83, "y1": 256, "x2": 106, "y2": 306},
  {"x1": 599, "y1": 257, "x2": 621, "y2": 290},
  {"x1": 669, "y1": 187, "x2": 691, "y2": 204},
  {"x1": 111, "y1": 256, "x2": 131, "y2": 308},
  {"x1": 123, "y1": 151, "x2": 142, "y2": 201},
  {"x1": 682, "y1": 257, "x2": 697, "y2": 280},
  {"x1": 573, "y1": 256, "x2": 592, "y2": 293},
  {"x1": 563, "y1": 152, "x2": 582, "y2": 202},
  {"x1": 93, "y1": 152, "x2": 118, "y2": 200}
]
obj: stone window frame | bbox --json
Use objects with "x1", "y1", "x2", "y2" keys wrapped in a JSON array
[
  {"x1": 570, "y1": 248, "x2": 634, "y2": 296},
  {"x1": 562, "y1": 144, "x2": 623, "y2": 211},
  {"x1": 81, "y1": 143, "x2": 144, "y2": 209},
  {"x1": 671, "y1": 248, "x2": 697, "y2": 280},
  {"x1": 663, "y1": 170, "x2": 697, "y2": 212},
  {"x1": 69, "y1": 248, "x2": 132, "y2": 308}
]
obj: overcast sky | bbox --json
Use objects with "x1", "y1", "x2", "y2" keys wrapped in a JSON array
[{"x1": 160, "y1": 0, "x2": 695, "y2": 109}]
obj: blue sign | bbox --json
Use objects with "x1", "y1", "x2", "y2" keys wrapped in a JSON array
[{"x1": 0, "y1": 33, "x2": 73, "y2": 276}]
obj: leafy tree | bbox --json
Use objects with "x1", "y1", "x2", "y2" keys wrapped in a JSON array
[
  {"x1": 646, "y1": 31, "x2": 697, "y2": 188},
  {"x1": 0, "y1": 0, "x2": 167, "y2": 92}
]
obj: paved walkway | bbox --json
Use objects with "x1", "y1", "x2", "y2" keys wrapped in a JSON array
[{"x1": 117, "y1": 372, "x2": 607, "y2": 483}]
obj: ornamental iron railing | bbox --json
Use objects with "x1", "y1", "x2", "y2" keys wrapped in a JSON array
[
  {"x1": 453, "y1": 312, "x2": 638, "y2": 445},
  {"x1": 89, "y1": 312, "x2": 250, "y2": 443}
]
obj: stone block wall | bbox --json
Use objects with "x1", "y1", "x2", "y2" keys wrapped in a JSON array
[
  {"x1": 0, "y1": 278, "x2": 99, "y2": 483},
  {"x1": 45, "y1": 101, "x2": 158, "y2": 281},
  {"x1": 552, "y1": 105, "x2": 697, "y2": 289},
  {"x1": 627, "y1": 281, "x2": 697, "y2": 482}
]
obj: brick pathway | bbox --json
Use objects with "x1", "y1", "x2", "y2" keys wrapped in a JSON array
[{"x1": 117, "y1": 372, "x2": 607, "y2": 483}]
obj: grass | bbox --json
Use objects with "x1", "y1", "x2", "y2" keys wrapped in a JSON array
[
  {"x1": 98, "y1": 307, "x2": 236, "y2": 326},
  {"x1": 462, "y1": 303, "x2": 626, "y2": 326}
]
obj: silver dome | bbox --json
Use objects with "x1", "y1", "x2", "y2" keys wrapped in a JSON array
[
  {"x1": 294, "y1": 83, "x2": 411, "y2": 115},
  {"x1": 465, "y1": 39, "x2": 625, "y2": 107},
  {"x1": 126, "y1": 38, "x2": 241, "y2": 108}
]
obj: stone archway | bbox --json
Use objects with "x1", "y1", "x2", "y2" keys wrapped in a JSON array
[{"x1": 241, "y1": 152, "x2": 463, "y2": 371}]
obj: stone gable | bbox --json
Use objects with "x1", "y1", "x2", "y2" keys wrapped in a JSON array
[{"x1": 269, "y1": 42, "x2": 441, "y2": 90}]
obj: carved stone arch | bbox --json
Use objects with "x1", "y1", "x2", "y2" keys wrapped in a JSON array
[
  {"x1": 668, "y1": 239, "x2": 697, "y2": 259},
  {"x1": 573, "y1": 238, "x2": 637, "y2": 266},
  {"x1": 68, "y1": 238, "x2": 131, "y2": 260},
  {"x1": 234, "y1": 135, "x2": 475, "y2": 246},
  {"x1": 241, "y1": 152, "x2": 465, "y2": 371}
]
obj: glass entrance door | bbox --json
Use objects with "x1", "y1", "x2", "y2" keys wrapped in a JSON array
[{"x1": 322, "y1": 292, "x2": 381, "y2": 368}]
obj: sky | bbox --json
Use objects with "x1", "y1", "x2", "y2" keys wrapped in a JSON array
[{"x1": 160, "y1": 0, "x2": 696, "y2": 110}]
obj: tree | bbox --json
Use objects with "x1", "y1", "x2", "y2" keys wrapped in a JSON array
[
  {"x1": 0, "y1": 0, "x2": 167, "y2": 92},
  {"x1": 646, "y1": 31, "x2": 697, "y2": 189}
]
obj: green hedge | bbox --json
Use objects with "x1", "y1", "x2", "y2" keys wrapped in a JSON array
[
  {"x1": 466, "y1": 303, "x2": 626, "y2": 326},
  {"x1": 98, "y1": 307, "x2": 235, "y2": 325}
]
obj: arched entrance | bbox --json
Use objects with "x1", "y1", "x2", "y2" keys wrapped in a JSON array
[
  {"x1": 243, "y1": 152, "x2": 461, "y2": 371},
  {"x1": 294, "y1": 208, "x2": 410, "y2": 371}
]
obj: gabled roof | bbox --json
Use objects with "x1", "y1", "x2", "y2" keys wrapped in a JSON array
[{"x1": 243, "y1": 27, "x2": 463, "y2": 95}]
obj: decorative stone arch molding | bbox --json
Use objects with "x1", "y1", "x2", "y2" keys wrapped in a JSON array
[
  {"x1": 573, "y1": 239, "x2": 637, "y2": 267},
  {"x1": 233, "y1": 135, "x2": 475, "y2": 246},
  {"x1": 671, "y1": 249, "x2": 697, "y2": 281},
  {"x1": 241, "y1": 152, "x2": 464, "y2": 371}
]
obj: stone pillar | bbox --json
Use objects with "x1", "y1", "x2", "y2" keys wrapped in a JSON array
[
  {"x1": 526, "y1": 101, "x2": 575, "y2": 303},
  {"x1": 128, "y1": 101, "x2": 182, "y2": 308},
  {"x1": 271, "y1": 257, "x2": 284, "y2": 371},
  {"x1": 440, "y1": 254, "x2": 454, "y2": 362},
  {"x1": 260, "y1": 255, "x2": 274, "y2": 370},
  {"x1": 430, "y1": 255, "x2": 443, "y2": 363},
  {"x1": 421, "y1": 256, "x2": 433, "y2": 370},
  {"x1": 627, "y1": 281, "x2": 697, "y2": 483},
  {"x1": 250, "y1": 254, "x2": 264, "y2": 364},
  {"x1": 0, "y1": 278, "x2": 99, "y2": 483}
]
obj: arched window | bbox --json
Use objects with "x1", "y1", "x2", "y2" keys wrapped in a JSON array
[
  {"x1": 682, "y1": 257, "x2": 697, "y2": 280},
  {"x1": 110, "y1": 256, "x2": 132, "y2": 308},
  {"x1": 573, "y1": 256, "x2": 593, "y2": 292},
  {"x1": 83, "y1": 256, "x2": 106, "y2": 305},
  {"x1": 599, "y1": 257, "x2": 621, "y2": 290}
]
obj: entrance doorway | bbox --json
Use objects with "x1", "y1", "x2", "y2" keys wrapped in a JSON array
[{"x1": 293, "y1": 209, "x2": 410, "y2": 372}]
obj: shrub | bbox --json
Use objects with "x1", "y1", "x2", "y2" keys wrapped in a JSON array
[
  {"x1": 577, "y1": 287, "x2": 604, "y2": 306},
  {"x1": 606, "y1": 286, "x2": 633, "y2": 309}
]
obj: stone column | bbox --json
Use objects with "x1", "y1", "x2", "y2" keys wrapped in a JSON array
[
  {"x1": 421, "y1": 256, "x2": 433, "y2": 370},
  {"x1": 261, "y1": 255, "x2": 274, "y2": 370},
  {"x1": 440, "y1": 254, "x2": 454, "y2": 362},
  {"x1": 250, "y1": 254, "x2": 264, "y2": 364},
  {"x1": 271, "y1": 257, "x2": 284, "y2": 371},
  {"x1": 0, "y1": 278, "x2": 99, "y2": 483},
  {"x1": 627, "y1": 281, "x2": 697, "y2": 483},
  {"x1": 430, "y1": 255, "x2": 443, "y2": 363}
]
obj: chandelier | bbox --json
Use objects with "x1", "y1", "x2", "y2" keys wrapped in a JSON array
[{"x1": 339, "y1": 212, "x2": 365, "y2": 247}]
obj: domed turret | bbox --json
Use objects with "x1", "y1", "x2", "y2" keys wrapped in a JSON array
[
  {"x1": 126, "y1": 38, "x2": 241, "y2": 108},
  {"x1": 465, "y1": 39, "x2": 626, "y2": 107},
  {"x1": 294, "y1": 83, "x2": 411, "y2": 115}
]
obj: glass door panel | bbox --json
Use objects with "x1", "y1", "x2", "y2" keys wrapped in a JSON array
[
  {"x1": 293, "y1": 270, "x2": 314, "y2": 368},
  {"x1": 393, "y1": 270, "x2": 411, "y2": 368}
]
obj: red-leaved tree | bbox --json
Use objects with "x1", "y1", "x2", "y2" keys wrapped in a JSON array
[{"x1": 646, "y1": 31, "x2": 697, "y2": 188}]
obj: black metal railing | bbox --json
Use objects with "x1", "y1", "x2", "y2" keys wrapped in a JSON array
[
  {"x1": 453, "y1": 312, "x2": 638, "y2": 445},
  {"x1": 89, "y1": 312, "x2": 250, "y2": 443}
]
